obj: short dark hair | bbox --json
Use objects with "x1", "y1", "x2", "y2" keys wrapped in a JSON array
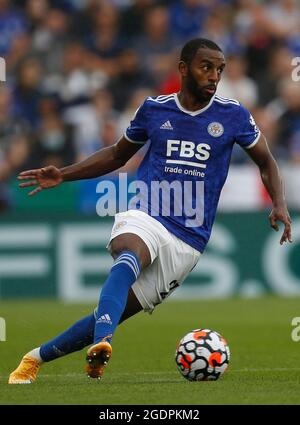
[{"x1": 180, "y1": 38, "x2": 223, "y2": 65}]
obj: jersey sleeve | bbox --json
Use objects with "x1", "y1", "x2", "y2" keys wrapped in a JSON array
[
  {"x1": 124, "y1": 99, "x2": 149, "y2": 144},
  {"x1": 235, "y1": 104, "x2": 261, "y2": 149}
]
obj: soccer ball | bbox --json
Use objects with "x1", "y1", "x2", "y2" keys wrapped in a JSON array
[{"x1": 175, "y1": 328, "x2": 230, "y2": 381}]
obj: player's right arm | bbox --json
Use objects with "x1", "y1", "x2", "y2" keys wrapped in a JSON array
[{"x1": 18, "y1": 136, "x2": 142, "y2": 196}]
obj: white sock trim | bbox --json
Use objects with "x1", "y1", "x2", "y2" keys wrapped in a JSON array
[{"x1": 27, "y1": 347, "x2": 43, "y2": 364}]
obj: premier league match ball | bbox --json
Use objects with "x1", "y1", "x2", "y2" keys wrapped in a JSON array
[{"x1": 175, "y1": 329, "x2": 230, "y2": 381}]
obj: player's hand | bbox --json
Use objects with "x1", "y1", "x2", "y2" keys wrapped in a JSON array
[
  {"x1": 17, "y1": 165, "x2": 63, "y2": 196},
  {"x1": 269, "y1": 205, "x2": 292, "y2": 245}
]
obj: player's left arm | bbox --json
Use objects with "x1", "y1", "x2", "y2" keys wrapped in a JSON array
[{"x1": 245, "y1": 133, "x2": 292, "y2": 245}]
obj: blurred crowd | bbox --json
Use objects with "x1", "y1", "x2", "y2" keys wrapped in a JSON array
[{"x1": 0, "y1": 0, "x2": 300, "y2": 211}]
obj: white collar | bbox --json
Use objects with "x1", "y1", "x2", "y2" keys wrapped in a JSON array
[{"x1": 174, "y1": 93, "x2": 215, "y2": 116}]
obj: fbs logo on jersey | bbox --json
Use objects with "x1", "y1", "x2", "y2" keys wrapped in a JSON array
[
  {"x1": 207, "y1": 122, "x2": 224, "y2": 137},
  {"x1": 166, "y1": 139, "x2": 211, "y2": 169}
]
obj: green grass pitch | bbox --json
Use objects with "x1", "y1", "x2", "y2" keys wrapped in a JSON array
[{"x1": 1, "y1": 297, "x2": 300, "y2": 405}]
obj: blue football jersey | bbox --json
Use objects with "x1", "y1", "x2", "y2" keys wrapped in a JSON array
[{"x1": 125, "y1": 93, "x2": 260, "y2": 253}]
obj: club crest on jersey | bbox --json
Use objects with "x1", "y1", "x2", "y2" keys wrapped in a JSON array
[{"x1": 207, "y1": 122, "x2": 224, "y2": 138}]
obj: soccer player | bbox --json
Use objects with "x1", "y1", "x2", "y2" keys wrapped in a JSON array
[{"x1": 9, "y1": 38, "x2": 292, "y2": 384}]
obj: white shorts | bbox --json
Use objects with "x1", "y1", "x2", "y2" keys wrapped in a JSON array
[{"x1": 107, "y1": 210, "x2": 201, "y2": 313}]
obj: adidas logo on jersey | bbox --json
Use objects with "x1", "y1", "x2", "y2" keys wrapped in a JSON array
[
  {"x1": 96, "y1": 314, "x2": 112, "y2": 325},
  {"x1": 160, "y1": 120, "x2": 173, "y2": 130}
]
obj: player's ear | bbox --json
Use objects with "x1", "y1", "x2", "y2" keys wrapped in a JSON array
[{"x1": 178, "y1": 61, "x2": 188, "y2": 77}]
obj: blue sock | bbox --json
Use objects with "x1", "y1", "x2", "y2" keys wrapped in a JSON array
[
  {"x1": 94, "y1": 251, "x2": 141, "y2": 344},
  {"x1": 40, "y1": 314, "x2": 95, "y2": 362}
]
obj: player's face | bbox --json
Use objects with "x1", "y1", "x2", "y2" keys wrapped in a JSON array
[{"x1": 184, "y1": 48, "x2": 226, "y2": 102}]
